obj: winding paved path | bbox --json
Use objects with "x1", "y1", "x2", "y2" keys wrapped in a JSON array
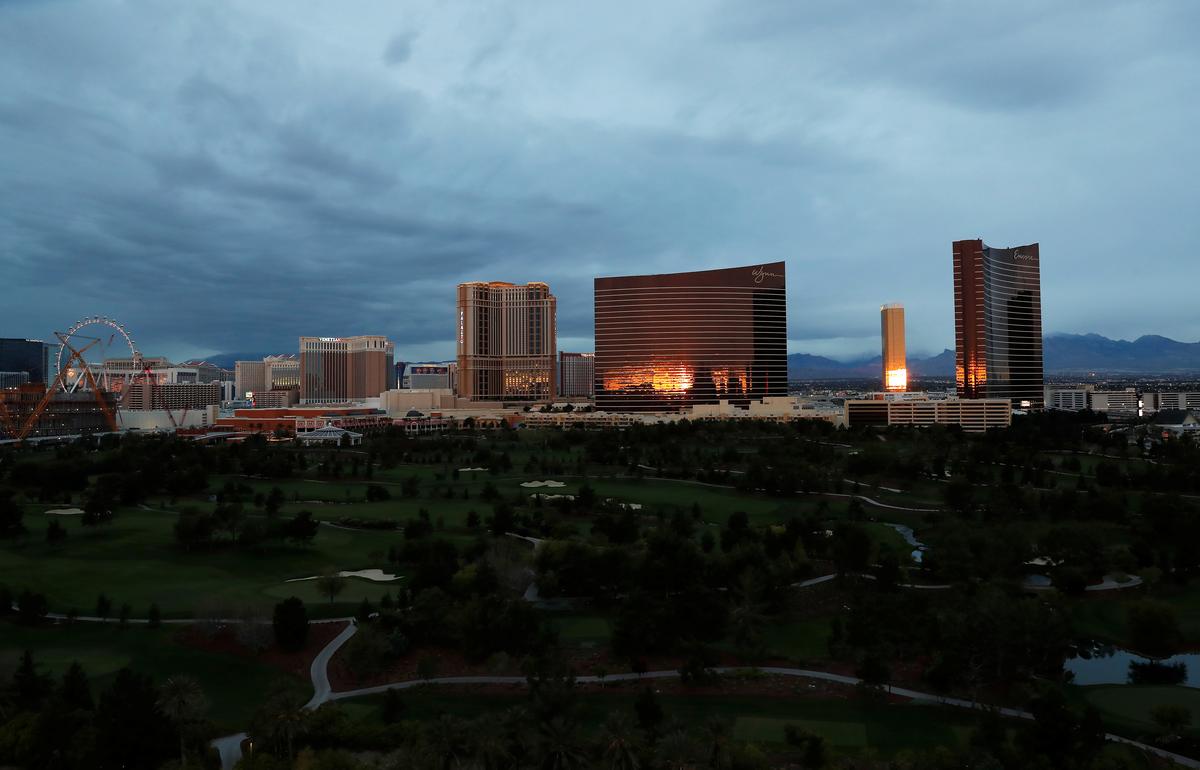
[
  {"x1": 212, "y1": 620, "x2": 359, "y2": 768},
  {"x1": 326, "y1": 666, "x2": 1199, "y2": 768},
  {"x1": 205, "y1": 617, "x2": 1200, "y2": 770}
]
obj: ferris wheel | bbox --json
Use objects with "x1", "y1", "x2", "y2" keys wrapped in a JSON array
[{"x1": 54, "y1": 316, "x2": 142, "y2": 392}]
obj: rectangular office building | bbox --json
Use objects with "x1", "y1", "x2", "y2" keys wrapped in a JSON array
[
  {"x1": 0, "y1": 338, "x2": 50, "y2": 385},
  {"x1": 559, "y1": 352, "x2": 595, "y2": 398},
  {"x1": 845, "y1": 398, "x2": 1012, "y2": 432},
  {"x1": 299, "y1": 336, "x2": 395, "y2": 404},
  {"x1": 595, "y1": 263, "x2": 787, "y2": 412}
]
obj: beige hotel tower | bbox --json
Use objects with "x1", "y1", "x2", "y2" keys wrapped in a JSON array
[
  {"x1": 457, "y1": 281, "x2": 557, "y2": 401},
  {"x1": 881, "y1": 303, "x2": 907, "y2": 392}
]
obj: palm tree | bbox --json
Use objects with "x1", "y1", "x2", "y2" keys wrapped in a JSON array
[
  {"x1": 266, "y1": 689, "x2": 308, "y2": 760},
  {"x1": 655, "y1": 730, "x2": 701, "y2": 770},
  {"x1": 471, "y1": 717, "x2": 512, "y2": 770},
  {"x1": 600, "y1": 712, "x2": 640, "y2": 770},
  {"x1": 702, "y1": 717, "x2": 732, "y2": 770},
  {"x1": 157, "y1": 675, "x2": 209, "y2": 768},
  {"x1": 426, "y1": 714, "x2": 469, "y2": 770},
  {"x1": 539, "y1": 717, "x2": 587, "y2": 770}
]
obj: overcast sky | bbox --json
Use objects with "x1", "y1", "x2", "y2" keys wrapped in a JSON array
[{"x1": 2, "y1": 0, "x2": 1198, "y2": 363}]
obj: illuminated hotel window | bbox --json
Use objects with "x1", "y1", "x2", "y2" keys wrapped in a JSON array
[{"x1": 594, "y1": 263, "x2": 787, "y2": 412}]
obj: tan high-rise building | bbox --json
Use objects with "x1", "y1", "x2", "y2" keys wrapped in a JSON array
[
  {"x1": 234, "y1": 360, "x2": 267, "y2": 399},
  {"x1": 457, "y1": 281, "x2": 556, "y2": 402},
  {"x1": 299, "y1": 336, "x2": 394, "y2": 404},
  {"x1": 880, "y1": 304, "x2": 907, "y2": 392}
]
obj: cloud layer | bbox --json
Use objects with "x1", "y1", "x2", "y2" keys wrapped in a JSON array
[{"x1": 2, "y1": 0, "x2": 1198, "y2": 362}]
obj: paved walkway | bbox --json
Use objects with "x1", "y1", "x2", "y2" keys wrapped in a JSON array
[
  {"x1": 792, "y1": 573, "x2": 952, "y2": 590},
  {"x1": 306, "y1": 622, "x2": 357, "y2": 709},
  {"x1": 203, "y1": 617, "x2": 1200, "y2": 770},
  {"x1": 213, "y1": 620, "x2": 359, "y2": 768},
  {"x1": 326, "y1": 666, "x2": 1200, "y2": 767},
  {"x1": 823, "y1": 492, "x2": 940, "y2": 513},
  {"x1": 14, "y1": 607, "x2": 354, "y2": 625}
]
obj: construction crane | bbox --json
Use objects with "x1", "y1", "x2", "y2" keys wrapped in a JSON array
[{"x1": 2, "y1": 333, "x2": 119, "y2": 443}]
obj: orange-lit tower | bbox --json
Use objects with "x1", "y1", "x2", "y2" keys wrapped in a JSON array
[{"x1": 880, "y1": 303, "x2": 907, "y2": 392}]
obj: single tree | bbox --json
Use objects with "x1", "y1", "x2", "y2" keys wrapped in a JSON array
[
  {"x1": 46, "y1": 518, "x2": 68, "y2": 544},
  {"x1": 634, "y1": 686, "x2": 664, "y2": 733},
  {"x1": 0, "y1": 490, "x2": 28, "y2": 538},
  {"x1": 13, "y1": 649, "x2": 52, "y2": 710},
  {"x1": 1151, "y1": 704, "x2": 1192, "y2": 738},
  {"x1": 58, "y1": 660, "x2": 94, "y2": 711},
  {"x1": 416, "y1": 653, "x2": 440, "y2": 682},
  {"x1": 315, "y1": 569, "x2": 346, "y2": 603},
  {"x1": 158, "y1": 675, "x2": 209, "y2": 768},
  {"x1": 272, "y1": 597, "x2": 310, "y2": 652}
]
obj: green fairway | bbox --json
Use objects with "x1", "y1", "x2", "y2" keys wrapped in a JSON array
[
  {"x1": 1080, "y1": 684, "x2": 1200, "y2": 736},
  {"x1": 0, "y1": 621, "x2": 304, "y2": 729},
  {"x1": 760, "y1": 617, "x2": 834, "y2": 662},
  {"x1": 0, "y1": 507, "x2": 400, "y2": 617},
  {"x1": 547, "y1": 612, "x2": 612, "y2": 644}
]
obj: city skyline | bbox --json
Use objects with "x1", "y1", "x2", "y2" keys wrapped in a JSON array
[{"x1": 2, "y1": 2, "x2": 1199, "y2": 363}]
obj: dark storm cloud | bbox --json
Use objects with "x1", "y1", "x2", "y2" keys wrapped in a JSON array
[{"x1": 0, "y1": 0, "x2": 1197, "y2": 363}]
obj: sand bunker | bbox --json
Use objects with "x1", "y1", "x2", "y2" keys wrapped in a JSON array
[
  {"x1": 458, "y1": 467, "x2": 488, "y2": 472},
  {"x1": 45, "y1": 508, "x2": 85, "y2": 516},
  {"x1": 520, "y1": 480, "x2": 566, "y2": 488},
  {"x1": 531, "y1": 493, "x2": 575, "y2": 501},
  {"x1": 286, "y1": 569, "x2": 401, "y2": 583}
]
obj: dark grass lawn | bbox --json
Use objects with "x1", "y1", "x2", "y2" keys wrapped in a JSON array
[{"x1": 337, "y1": 688, "x2": 984, "y2": 753}]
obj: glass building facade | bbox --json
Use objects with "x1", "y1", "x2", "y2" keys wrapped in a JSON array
[
  {"x1": 0, "y1": 338, "x2": 50, "y2": 385},
  {"x1": 953, "y1": 240, "x2": 1044, "y2": 409},
  {"x1": 594, "y1": 262, "x2": 787, "y2": 412},
  {"x1": 880, "y1": 304, "x2": 907, "y2": 392}
]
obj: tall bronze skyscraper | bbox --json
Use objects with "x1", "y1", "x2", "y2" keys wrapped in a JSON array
[
  {"x1": 880, "y1": 303, "x2": 906, "y2": 392},
  {"x1": 594, "y1": 262, "x2": 787, "y2": 412},
  {"x1": 952, "y1": 239, "x2": 1044, "y2": 409},
  {"x1": 456, "y1": 281, "x2": 556, "y2": 401}
]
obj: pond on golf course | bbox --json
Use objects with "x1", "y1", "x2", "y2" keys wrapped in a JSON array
[{"x1": 1066, "y1": 641, "x2": 1200, "y2": 688}]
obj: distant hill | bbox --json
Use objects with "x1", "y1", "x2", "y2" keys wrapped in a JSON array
[
  {"x1": 1044, "y1": 334, "x2": 1200, "y2": 373},
  {"x1": 201, "y1": 352, "x2": 281, "y2": 369},
  {"x1": 787, "y1": 350, "x2": 954, "y2": 380},
  {"x1": 788, "y1": 334, "x2": 1200, "y2": 379}
]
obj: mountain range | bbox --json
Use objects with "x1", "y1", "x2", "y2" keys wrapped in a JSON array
[
  {"x1": 200, "y1": 334, "x2": 1200, "y2": 379},
  {"x1": 789, "y1": 334, "x2": 1200, "y2": 379}
]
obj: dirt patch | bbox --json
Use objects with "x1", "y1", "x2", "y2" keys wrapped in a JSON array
[{"x1": 177, "y1": 621, "x2": 347, "y2": 680}]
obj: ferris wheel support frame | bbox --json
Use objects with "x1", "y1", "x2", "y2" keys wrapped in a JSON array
[{"x1": 55, "y1": 316, "x2": 142, "y2": 393}]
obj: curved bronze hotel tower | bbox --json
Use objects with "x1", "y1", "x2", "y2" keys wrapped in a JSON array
[
  {"x1": 594, "y1": 262, "x2": 787, "y2": 412},
  {"x1": 953, "y1": 239, "x2": 1044, "y2": 409}
]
